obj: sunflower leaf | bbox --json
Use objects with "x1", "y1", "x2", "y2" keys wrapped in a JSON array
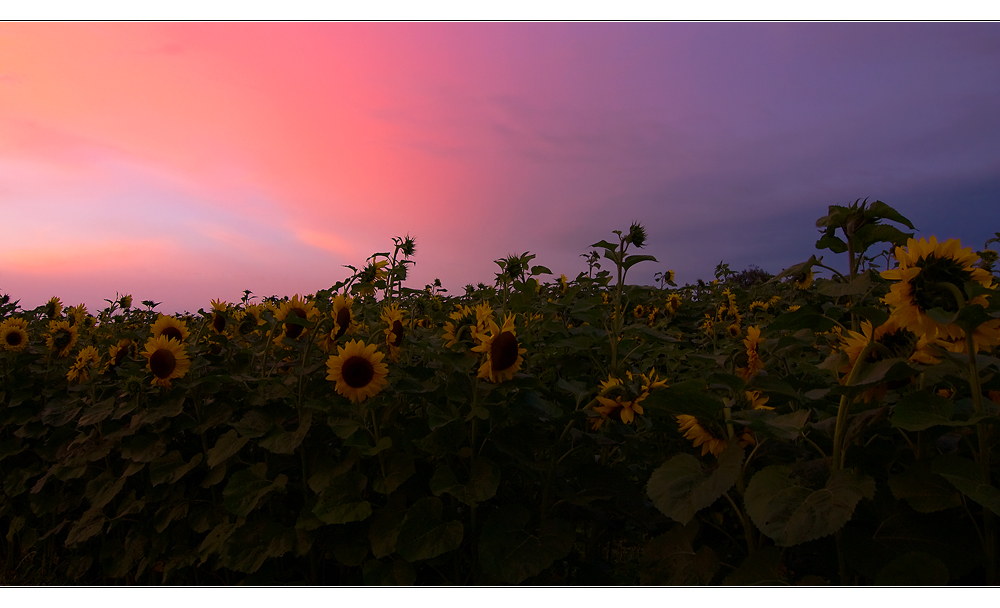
[
  {"x1": 744, "y1": 466, "x2": 875, "y2": 547},
  {"x1": 478, "y1": 505, "x2": 574, "y2": 584},
  {"x1": 622, "y1": 254, "x2": 658, "y2": 272},
  {"x1": 931, "y1": 455, "x2": 1000, "y2": 517},
  {"x1": 890, "y1": 392, "x2": 955, "y2": 431},
  {"x1": 394, "y1": 497, "x2": 463, "y2": 562},
  {"x1": 646, "y1": 441, "x2": 743, "y2": 525}
]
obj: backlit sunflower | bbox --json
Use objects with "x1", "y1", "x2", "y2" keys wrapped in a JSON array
[
  {"x1": 882, "y1": 236, "x2": 1000, "y2": 351},
  {"x1": 142, "y1": 335, "x2": 191, "y2": 388},
  {"x1": 0, "y1": 318, "x2": 29, "y2": 352},
  {"x1": 330, "y1": 294, "x2": 357, "y2": 341},
  {"x1": 380, "y1": 303, "x2": 408, "y2": 361},
  {"x1": 66, "y1": 304, "x2": 88, "y2": 327},
  {"x1": 558, "y1": 274, "x2": 569, "y2": 294},
  {"x1": 45, "y1": 296, "x2": 63, "y2": 319},
  {"x1": 274, "y1": 294, "x2": 317, "y2": 345},
  {"x1": 209, "y1": 299, "x2": 229, "y2": 334},
  {"x1": 151, "y1": 314, "x2": 190, "y2": 344},
  {"x1": 326, "y1": 339, "x2": 389, "y2": 403},
  {"x1": 46, "y1": 320, "x2": 78, "y2": 357},
  {"x1": 67, "y1": 346, "x2": 101, "y2": 383},
  {"x1": 472, "y1": 313, "x2": 527, "y2": 383},
  {"x1": 443, "y1": 305, "x2": 474, "y2": 348}
]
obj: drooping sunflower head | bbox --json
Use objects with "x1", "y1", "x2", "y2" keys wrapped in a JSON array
[
  {"x1": 142, "y1": 335, "x2": 191, "y2": 388},
  {"x1": 472, "y1": 313, "x2": 527, "y2": 383},
  {"x1": 330, "y1": 294, "x2": 356, "y2": 340},
  {"x1": 274, "y1": 294, "x2": 316, "y2": 343},
  {"x1": 151, "y1": 314, "x2": 190, "y2": 344},
  {"x1": 46, "y1": 320, "x2": 78, "y2": 357},
  {"x1": 67, "y1": 345, "x2": 102, "y2": 383},
  {"x1": 839, "y1": 318, "x2": 943, "y2": 375},
  {"x1": 326, "y1": 339, "x2": 389, "y2": 403},
  {"x1": 882, "y1": 237, "x2": 995, "y2": 341},
  {"x1": 0, "y1": 318, "x2": 29, "y2": 352},
  {"x1": 380, "y1": 303, "x2": 408, "y2": 360},
  {"x1": 209, "y1": 299, "x2": 229, "y2": 334},
  {"x1": 743, "y1": 390, "x2": 772, "y2": 411},
  {"x1": 45, "y1": 296, "x2": 63, "y2": 319}
]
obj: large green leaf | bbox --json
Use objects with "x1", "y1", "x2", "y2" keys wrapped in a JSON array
[
  {"x1": 222, "y1": 463, "x2": 288, "y2": 518},
  {"x1": 258, "y1": 410, "x2": 312, "y2": 454},
  {"x1": 744, "y1": 465, "x2": 875, "y2": 546},
  {"x1": 394, "y1": 497, "x2": 463, "y2": 562},
  {"x1": 206, "y1": 429, "x2": 249, "y2": 468},
  {"x1": 362, "y1": 558, "x2": 417, "y2": 585},
  {"x1": 647, "y1": 441, "x2": 743, "y2": 525},
  {"x1": 891, "y1": 392, "x2": 956, "y2": 431},
  {"x1": 312, "y1": 471, "x2": 372, "y2": 524},
  {"x1": 149, "y1": 451, "x2": 203, "y2": 486},
  {"x1": 478, "y1": 505, "x2": 575, "y2": 584},
  {"x1": 372, "y1": 452, "x2": 416, "y2": 495},
  {"x1": 888, "y1": 462, "x2": 962, "y2": 513},
  {"x1": 931, "y1": 455, "x2": 1000, "y2": 517}
]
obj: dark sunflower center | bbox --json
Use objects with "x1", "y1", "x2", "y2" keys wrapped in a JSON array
[
  {"x1": 875, "y1": 329, "x2": 918, "y2": 361},
  {"x1": 239, "y1": 315, "x2": 257, "y2": 334},
  {"x1": 114, "y1": 346, "x2": 128, "y2": 366},
  {"x1": 46, "y1": 303, "x2": 57, "y2": 318},
  {"x1": 390, "y1": 320, "x2": 404, "y2": 347},
  {"x1": 342, "y1": 355, "x2": 374, "y2": 388},
  {"x1": 162, "y1": 327, "x2": 183, "y2": 342},
  {"x1": 150, "y1": 348, "x2": 177, "y2": 378},
  {"x1": 490, "y1": 331, "x2": 519, "y2": 372},
  {"x1": 912, "y1": 255, "x2": 973, "y2": 313},
  {"x1": 53, "y1": 329, "x2": 72, "y2": 350},
  {"x1": 335, "y1": 307, "x2": 352, "y2": 339},
  {"x1": 6, "y1": 331, "x2": 23, "y2": 346},
  {"x1": 212, "y1": 313, "x2": 226, "y2": 333},
  {"x1": 285, "y1": 307, "x2": 307, "y2": 339}
]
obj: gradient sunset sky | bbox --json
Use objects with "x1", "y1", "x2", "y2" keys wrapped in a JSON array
[{"x1": 2, "y1": 21, "x2": 999, "y2": 313}]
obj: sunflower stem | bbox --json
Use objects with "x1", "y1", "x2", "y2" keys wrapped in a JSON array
[{"x1": 831, "y1": 341, "x2": 878, "y2": 473}]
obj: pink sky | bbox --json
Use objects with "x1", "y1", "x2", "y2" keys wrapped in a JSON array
[{"x1": 3, "y1": 23, "x2": 1000, "y2": 313}]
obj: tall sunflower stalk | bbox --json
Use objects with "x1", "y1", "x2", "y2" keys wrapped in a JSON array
[{"x1": 591, "y1": 223, "x2": 656, "y2": 374}]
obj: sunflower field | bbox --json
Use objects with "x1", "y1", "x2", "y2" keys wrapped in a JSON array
[{"x1": 2, "y1": 202, "x2": 1000, "y2": 586}]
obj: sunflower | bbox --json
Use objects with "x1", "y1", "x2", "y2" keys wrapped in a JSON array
[
  {"x1": 726, "y1": 322, "x2": 742, "y2": 338},
  {"x1": 209, "y1": 298, "x2": 229, "y2": 334},
  {"x1": 45, "y1": 296, "x2": 63, "y2": 319},
  {"x1": 104, "y1": 338, "x2": 132, "y2": 373},
  {"x1": 737, "y1": 326, "x2": 764, "y2": 382},
  {"x1": 46, "y1": 320, "x2": 78, "y2": 357},
  {"x1": 590, "y1": 369, "x2": 666, "y2": 429},
  {"x1": 558, "y1": 274, "x2": 569, "y2": 294},
  {"x1": 0, "y1": 318, "x2": 29, "y2": 352},
  {"x1": 633, "y1": 304, "x2": 646, "y2": 319},
  {"x1": 66, "y1": 304, "x2": 88, "y2": 327},
  {"x1": 235, "y1": 304, "x2": 265, "y2": 336},
  {"x1": 381, "y1": 303, "x2": 408, "y2": 361},
  {"x1": 142, "y1": 335, "x2": 191, "y2": 388},
  {"x1": 151, "y1": 314, "x2": 190, "y2": 344},
  {"x1": 700, "y1": 314, "x2": 714, "y2": 336},
  {"x1": 326, "y1": 339, "x2": 389, "y2": 403},
  {"x1": 795, "y1": 269, "x2": 814, "y2": 290},
  {"x1": 67, "y1": 346, "x2": 102, "y2": 383},
  {"x1": 882, "y1": 236, "x2": 1000, "y2": 351},
  {"x1": 839, "y1": 318, "x2": 942, "y2": 374},
  {"x1": 329, "y1": 294, "x2": 357, "y2": 341},
  {"x1": 677, "y1": 415, "x2": 728, "y2": 458},
  {"x1": 273, "y1": 294, "x2": 317, "y2": 345},
  {"x1": 472, "y1": 313, "x2": 527, "y2": 383},
  {"x1": 744, "y1": 390, "x2": 772, "y2": 411},
  {"x1": 665, "y1": 293, "x2": 682, "y2": 315}
]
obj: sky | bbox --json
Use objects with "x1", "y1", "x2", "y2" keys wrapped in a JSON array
[{"x1": 2, "y1": 21, "x2": 1000, "y2": 314}]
